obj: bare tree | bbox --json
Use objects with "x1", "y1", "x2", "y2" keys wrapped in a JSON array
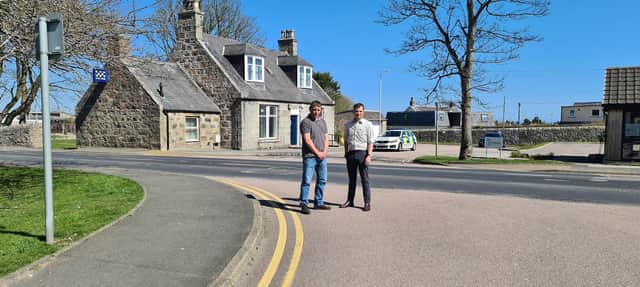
[
  {"x1": 146, "y1": 0, "x2": 265, "y2": 59},
  {"x1": 379, "y1": 0, "x2": 549, "y2": 159},
  {"x1": 0, "y1": 0, "x2": 144, "y2": 126}
]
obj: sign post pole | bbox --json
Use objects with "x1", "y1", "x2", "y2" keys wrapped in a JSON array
[{"x1": 38, "y1": 16, "x2": 54, "y2": 244}]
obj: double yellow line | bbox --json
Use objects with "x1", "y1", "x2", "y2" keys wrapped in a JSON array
[{"x1": 219, "y1": 179, "x2": 304, "y2": 287}]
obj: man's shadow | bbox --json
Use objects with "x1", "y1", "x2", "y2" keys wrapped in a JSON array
[
  {"x1": 245, "y1": 195, "x2": 340, "y2": 214},
  {"x1": 281, "y1": 197, "x2": 341, "y2": 208}
]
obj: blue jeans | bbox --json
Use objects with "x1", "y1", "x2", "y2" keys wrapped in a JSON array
[{"x1": 299, "y1": 157, "x2": 327, "y2": 206}]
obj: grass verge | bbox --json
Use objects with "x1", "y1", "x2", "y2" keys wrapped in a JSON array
[
  {"x1": 51, "y1": 136, "x2": 76, "y2": 150},
  {"x1": 0, "y1": 166, "x2": 143, "y2": 277},
  {"x1": 513, "y1": 142, "x2": 549, "y2": 150},
  {"x1": 417, "y1": 141, "x2": 460, "y2": 145},
  {"x1": 413, "y1": 155, "x2": 569, "y2": 165}
]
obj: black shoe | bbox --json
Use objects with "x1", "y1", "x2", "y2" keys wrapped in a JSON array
[
  {"x1": 340, "y1": 201, "x2": 354, "y2": 208},
  {"x1": 300, "y1": 204, "x2": 311, "y2": 214},
  {"x1": 363, "y1": 203, "x2": 371, "y2": 212},
  {"x1": 315, "y1": 204, "x2": 331, "y2": 210}
]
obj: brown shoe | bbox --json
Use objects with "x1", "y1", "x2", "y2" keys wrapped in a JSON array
[
  {"x1": 363, "y1": 203, "x2": 371, "y2": 212},
  {"x1": 340, "y1": 201, "x2": 354, "y2": 208},
  {"x1": 300, "y1": 204, "x2": 311, "y2": 215},
  {"x1": 315, "y1": 204, "x2": 331, "y2": 210}
]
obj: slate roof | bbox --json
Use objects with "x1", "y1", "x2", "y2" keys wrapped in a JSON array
[
  {"x1": 387, "y1": 111, "x2": 435, "y2": 127},
  {"x1": 604, "y1": 67, "x2": 640, "y2": 105},
  {"x1": 406, "y1": 106, "x2": 436, "y2": 112},
  {"x1": 123, "y1": 58, "x2": 220, "y2": 113},
  {"x1": 202, "y1": 35, "x2": 333, "y2": 105}
]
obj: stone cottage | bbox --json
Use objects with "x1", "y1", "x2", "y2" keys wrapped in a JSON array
[
  {"x1": 76, "y1": 52, "x2": 221, "y2": 150},
  {"x1": 77, "y1": 0, "x2": 334, "y2": 150}
]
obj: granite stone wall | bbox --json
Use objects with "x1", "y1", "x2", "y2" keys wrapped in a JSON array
[
  {"x1": 75, "y1": 64, "x2": 161, "y2": 149},
  {"x1": 0, "y1": 124, "x2": 42, "y2": 148},
  {"x1": 171, "y1": 10, "x2": 241, "y2": 149},
  {"x1": 167, "y1": 112, "x2": 221, "y2": 150},
  {"x1": 413, "y1": 126, "x2": 605, "y2": 145}
]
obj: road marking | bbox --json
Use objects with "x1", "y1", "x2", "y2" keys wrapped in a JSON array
[
  {"x1": 589, "y1": 177, "x2": 609, "y2": 182},
  {"x1": 235, "y1": 183, "x2": 304, "y2": 287},
  {"x1": 218, "y1": 180, "x2": 288, "y2": 287},
  {"x1": 543, "y1": 178, "x2": 569, "y2": 182}
]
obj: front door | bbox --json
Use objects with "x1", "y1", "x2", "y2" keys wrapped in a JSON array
[{"x1": 290, "y1": 115, "x2": 299, "y2": 146}]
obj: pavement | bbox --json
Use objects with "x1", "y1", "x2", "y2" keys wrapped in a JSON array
[{"x1": 1, "y1": 169, "x2": 256, "y2": 287}]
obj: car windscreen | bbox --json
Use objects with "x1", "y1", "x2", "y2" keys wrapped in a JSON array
[
  {"x1": 382, "y1": 131, "x2": 402, "y2": 137},
  {"x1": 485, "y1": 133, "x2": 502, "y2": 137}
]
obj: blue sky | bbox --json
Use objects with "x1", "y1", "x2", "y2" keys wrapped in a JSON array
[
  {"x1": 241, "y1": 0, "x2": 640, "y2": 122},
  {"x1": 18, "y1": 1, "x2": 639, "y2": 123}
]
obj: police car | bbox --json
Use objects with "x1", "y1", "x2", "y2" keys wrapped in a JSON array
[{"x1": 374, "y1": 129, "x2": 417, "y2": 151}]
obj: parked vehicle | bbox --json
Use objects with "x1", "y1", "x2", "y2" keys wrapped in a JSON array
[
  {"x1": 478, "y1": 131, "x2": 504, "y2": 148},
  {"x1": 374, "y1": 129, "x2": 417, "y2": 151}
]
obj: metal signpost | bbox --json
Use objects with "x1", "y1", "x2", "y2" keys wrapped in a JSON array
[
  {"x1": 36, "y1": 15, "x2": 64, "y2": 244},
  {"x1": 484, "y1": 137, "x2": 503, "y2": 159}
]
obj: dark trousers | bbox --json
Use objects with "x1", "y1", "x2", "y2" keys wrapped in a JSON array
[{"x1": 346, "y1": 150, "x2": 371, "y2": 204}]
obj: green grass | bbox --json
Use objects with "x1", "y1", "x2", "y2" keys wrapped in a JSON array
[
  {"x1": 417, "y1": 141, "x2": 460, "y2": 145},
  {"x1": 0, "y1": 167, "x2": 143, "y2": 277},
  {"x1": 51, "y1": 137, "x2": 76, "y2": 150},
  {"x1": 413, "y1": 155, "x2": 568, "y2": 165},
  {"x1": 513, "y1": 142, "x2": 549, "y2": 150}
]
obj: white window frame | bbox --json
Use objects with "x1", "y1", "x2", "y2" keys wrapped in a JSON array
[
  {"x1": 297, "y1": 65, "x2": 313, "y2": 89},
  {"x1": 569, "y1": 110, "x2": 576, "y2": 118},
  {"x1": 259, "y1": 105, "x2": 278, "y2": 139},
  {"x1": 480, "y1": 113, "x2": 489, "y2": 122},
  {"x1": 185, "y1": 117, "x2": 199, "y2": 142},
  {"x1": 245, "y1": 55, "x2": 264, "y2": 82},
  {"x1": 591, "y1": 109, "x2": 600, "y2": 117}
]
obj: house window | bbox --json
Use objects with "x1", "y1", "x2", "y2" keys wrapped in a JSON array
[
  {"x1": 569, "y1": 110, "x2": 576, "y2": 118},
  {"x1": 259, "y1": 105, "x2": 278, "y2": 139},
  {"x1": 185, "y1": 117, "x2": 199, "y2": 142},
  {"x1": 624, "y1": 112, "x2": 640, "y2": 138},
  {"x1": 245, "y1": 55, "x2": 264, "y2": 82},
  {"x1": 592, "y1": 109, "x2": 600, "y2": 117},
  {"x1": 297, "y1": 66, "x2": 312, "y2": 89},
  {"x1": 480, "y1": 113, "x2": 488, "y2": 122}
]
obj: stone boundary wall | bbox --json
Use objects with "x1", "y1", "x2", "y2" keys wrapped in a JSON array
[
  {"x1": 0, "y1": 124, "x2": 42, "y2": 148},
  {"x1": 414, "y1": 126, "x2": 605, "y2": 145}
]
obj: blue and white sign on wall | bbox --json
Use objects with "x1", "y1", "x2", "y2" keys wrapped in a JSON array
[{"x1": 92, "y1": 68, "x2": 109, "y2": 83}]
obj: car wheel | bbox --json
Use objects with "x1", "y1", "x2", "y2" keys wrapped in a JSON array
[
  {"x1": 411, "y1": 143, "x2": 416, "y2": 151},
  {"x1": 397, "y1": 143, "x2": 402, "y2": 151}
]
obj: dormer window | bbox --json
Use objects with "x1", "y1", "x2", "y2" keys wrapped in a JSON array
[
  {"x1": 245, "y1": 55, "x2": 264, "y2": 82},
  {"x1": 298, "y1": 66, "x2": 312, "y2": 89}
]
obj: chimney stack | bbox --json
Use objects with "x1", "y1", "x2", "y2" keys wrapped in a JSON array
[
  {"x1": 278, "y1": 29, "x2": 298, "y2": 56},
  {"x1": 177, "y1": 0, "x2": 203, "y2": 42},
  {"x1": 107, "y1": 34, "x2": 131, "y2": 58}
]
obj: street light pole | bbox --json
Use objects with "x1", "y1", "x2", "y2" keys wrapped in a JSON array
[
  {"x1": 378, "y1": 69, "x2": 389, "y2": 137},
  {"x1": 435, "y1": 102, "x2": 439, "y2": 159}
]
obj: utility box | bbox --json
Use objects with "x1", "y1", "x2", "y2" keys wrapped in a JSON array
[{"x1": 35, "y1": 14, "x2": 64, "y2": 61}]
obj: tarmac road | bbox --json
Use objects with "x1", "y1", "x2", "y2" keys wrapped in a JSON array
[{"x1": 2, "y1": 149, "x2": 640, "y2": 286}]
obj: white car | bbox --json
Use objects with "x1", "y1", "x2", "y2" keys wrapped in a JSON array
[{"x1": 374, "y1": 130, "x2": 417, "y2": 151}]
